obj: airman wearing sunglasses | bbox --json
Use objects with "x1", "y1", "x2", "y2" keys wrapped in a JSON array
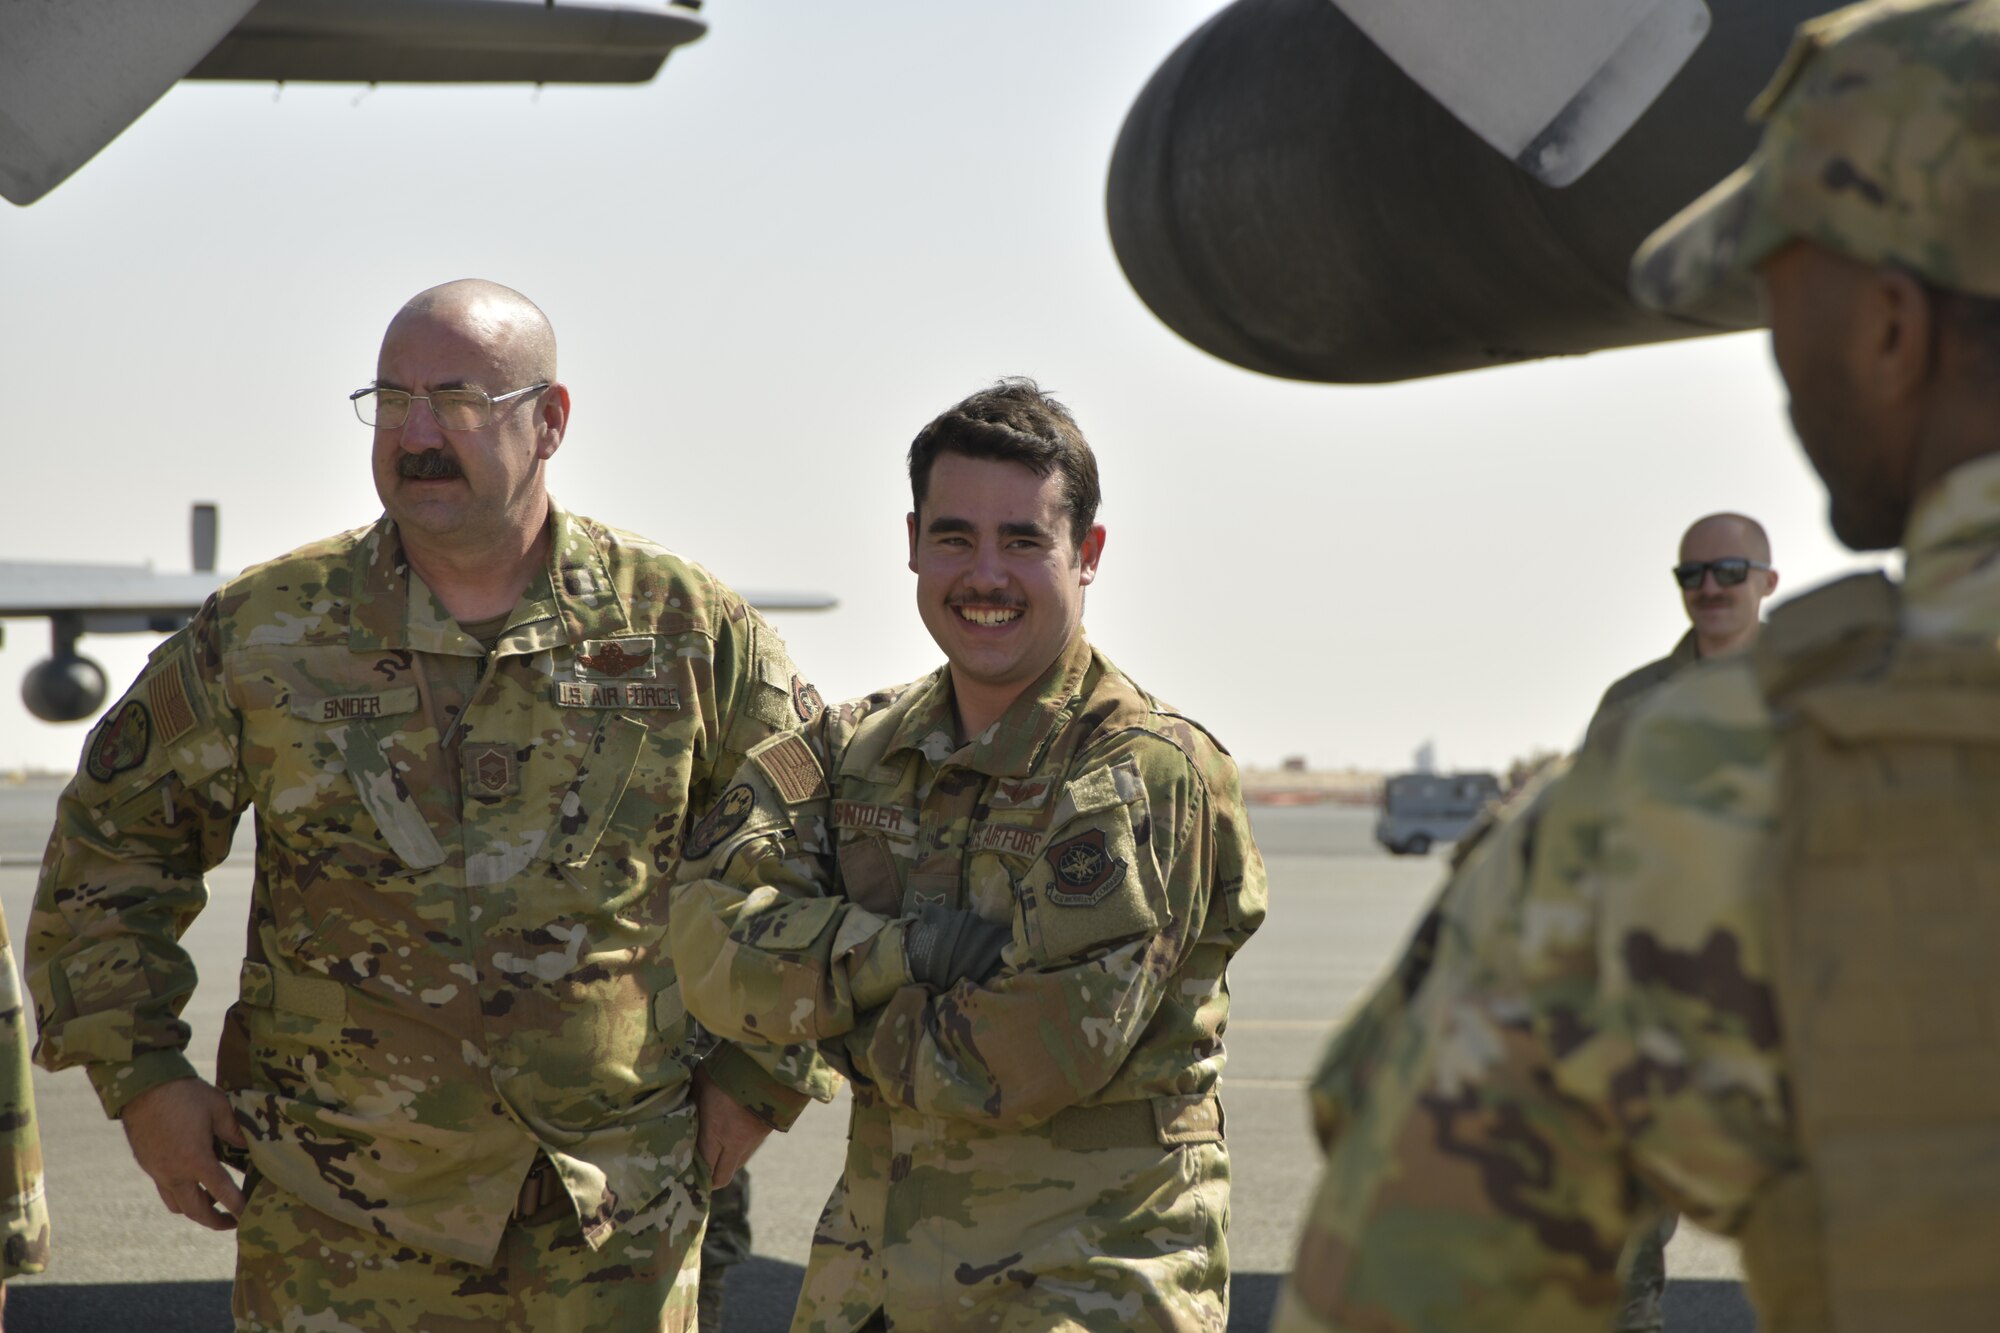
[
  {"x1": 1592, "y1": 513, "x2": 1779, "y2": 730},
  {"x1": 25, "y1": 279, "x2": 833, "y2": 1330},
  {"x1": 1277, "y1": 2, "x2": 2000, "y2": 1330},
  {"x1": 1591, "y1": 514, "x2": 1778, "y2": 1333}
]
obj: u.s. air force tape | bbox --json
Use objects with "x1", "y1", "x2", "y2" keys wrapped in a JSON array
[
  {"x1": 553, "y1": 680, "x2": 682, "y2": 710},
  {"x1": 753, "y1": 732, "x2": 827, "y2": 804}
]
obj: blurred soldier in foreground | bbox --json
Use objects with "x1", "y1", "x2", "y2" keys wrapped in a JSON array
[
  {"x1": 1592, "y1": 512, "x2": 1776, "y2": 1331},
  {"x1": 0, "y1": 907, "x2": 49, "y2": 1329},
  {"x1": 1276, "y1": 2, "x2": 2000, "y2": 1330},
  {"x1": 671, "y1": 379, "x2": 1267, "y2": 1330},
  {"x1": 27, "y1": 279, "x2": 828, "y2": 1330}
]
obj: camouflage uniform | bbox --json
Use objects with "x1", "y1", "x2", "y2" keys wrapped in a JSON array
[
  {"x1": 0, "y1": 905, "x2": 49, "y2": 1283},
  {"x1": 1591, "y1": 631, "x2": 1698, "y2": 730},
  {"x1": 1277, "y1": 4, "x2": 2000, "y2": 1329},
  {"x1": 1589, "y1": 634, "x2": 1705, "y2": 1333},
  {"x1": 698, "y1": 1169, "x2": 751, "y2": 1332},
  {"x1": 28, "y1": 505, "x2": 832, "y2": 1328},
  {"x1": 671, "y1": 633, "x2": 1267, "y2": 1332}
]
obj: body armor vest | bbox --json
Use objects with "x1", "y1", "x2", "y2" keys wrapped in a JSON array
[{"x1": 1738, "y1": 573, "x2": 2000, "y2": 1331}]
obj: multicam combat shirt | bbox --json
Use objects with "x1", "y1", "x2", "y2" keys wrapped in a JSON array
[
  {"x1": 28, "y1": 505, "x2": 829, "y2": 1266},
  {"x1": 1274, "y1": 455, "x2": 2000, "y2": 1332},
  {"x1": 671, "y1": 633, "x2": 1267, "y2": 1331}
]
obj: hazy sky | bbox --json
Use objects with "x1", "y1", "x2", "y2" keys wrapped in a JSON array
[{"x1": 0, "y1": 0, "x2": 1882, "y2": 776}]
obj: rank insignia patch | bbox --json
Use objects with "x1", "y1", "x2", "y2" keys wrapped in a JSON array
[
  {"x1": 791, "y1": 674, "x2": 824, "y2": 723},
  {"x1": 86, "y1": 700, "x2": 152, "y2": 784},
  {"x1": 464, "y1": 743, "x2": 520, "y2": 798},
  {"x1": 1043, "y1": 828, "x2": 1127, "y2": 907},
  {"x1": 684, "y1": 784, "x2": 756, "y2": 860},
  {"x1": 576, "y1": 638, "x2": 657, "y2": 680}
]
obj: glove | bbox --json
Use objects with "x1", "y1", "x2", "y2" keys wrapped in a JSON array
[{"x1": 904, "y1": 904, "x2": 1012, "y2": 990}]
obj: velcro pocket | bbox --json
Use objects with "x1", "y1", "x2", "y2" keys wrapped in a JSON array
[
  {"x1": 549, "y1": 713, "x2": 650, "y2": 867},
  {"x1": 239, "y1": 960, "x2": 346, "y2": 1022},
  {"x1": 1021, "y1": 799, "x2": 1166, "y2": 963},
  {"x1": 837, "y1": 838, "x2": 904, "y2": 915}
]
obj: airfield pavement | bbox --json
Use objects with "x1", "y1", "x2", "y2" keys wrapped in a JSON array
[{"x1": 0, "y1": 779, "x2": 1757, "y2": 1331}]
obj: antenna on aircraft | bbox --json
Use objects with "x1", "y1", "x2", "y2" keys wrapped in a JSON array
[{"x1": 193, "y1": 504, "x2": 219, "y2": 574}]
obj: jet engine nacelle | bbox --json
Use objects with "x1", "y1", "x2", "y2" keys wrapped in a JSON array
[
  {"x1": 1106, "y1": 0, "x2": 1830, "y2": 384},
  {"x1": 23, "y1": 654, "x2": 109, "y2": 724}
]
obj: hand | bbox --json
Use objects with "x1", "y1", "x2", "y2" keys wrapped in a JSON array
[
  {"x1": 693, "y1": 1069, "x2": 770, "y2": 1190},
  {"x1": 121, "y1": 1077, "x2": 248, "y2": 1231},
  {"x1": 904, "y1": 905, "x2": 1012, "y2": 990}
]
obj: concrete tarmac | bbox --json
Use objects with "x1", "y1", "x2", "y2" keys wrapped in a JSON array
[{"x1": 0, "y1": 782, "x2": 1754, "y2": 1331}]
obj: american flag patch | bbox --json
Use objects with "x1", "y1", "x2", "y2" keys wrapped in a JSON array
[
  {"x1": 753, "y1": 733, "x2": 827, "y2": 805},
  {"x1": 146, "y1": 655, "x2": 199, "y2": 744}
]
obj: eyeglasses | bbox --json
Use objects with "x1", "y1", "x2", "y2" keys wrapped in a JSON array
[
  {"x1": 1672, "y1": 558, "x2": 1773, "y2": 590},
  {"x1": 349, "y1": 382, "x2": 550, "y2": 430}
]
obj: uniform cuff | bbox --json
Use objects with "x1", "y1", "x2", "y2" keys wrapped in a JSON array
[
  {"x1": 701, "y1": 1044, "x2": 814, "y2": 1132},
  {"x1": 90, "y1": 1050, "x2": 202, "y2": 1119},
  {"x1": 846, "y1": 920, "x2": 912, "y2": 1012}
]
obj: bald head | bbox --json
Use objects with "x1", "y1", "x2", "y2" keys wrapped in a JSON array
[
  {"x1": 1679, "y1": 512, "x2": 1770, "y2": 566},
  {"x1": 384, "y1": 279, "x2": 556, "y2": 385},
  {"x1": 370, "y1": 279, "x2": 571, "y2": 575},
  {"x1": 1675, "y1": 512, "x2": 1777, "y2": 658}
]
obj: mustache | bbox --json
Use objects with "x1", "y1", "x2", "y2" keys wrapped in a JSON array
[{"x1": 398, "y1": 450, "x2": 463, "y2": 480}]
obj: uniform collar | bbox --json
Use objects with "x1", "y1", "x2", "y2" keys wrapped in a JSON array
[
  {"x1": 880, "y1": 631, "x2": 1096, "y2": 778},
  {"x1": 1901, "y1": 452, "x2": 2000, "y2": 638},
  {"x1": 348, "y1": 501, "x2": 630, "y2": 655},
  {"x1": 1668, "y1": 628, "x2": 1702, "y2": 667}
]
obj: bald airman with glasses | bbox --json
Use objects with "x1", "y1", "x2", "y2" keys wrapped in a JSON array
[{"x1": 28, "y1": 278, "x2": 833, "y2": 1331}]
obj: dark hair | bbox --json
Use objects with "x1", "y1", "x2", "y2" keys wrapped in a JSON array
[{"x1": 907, "y1": 378, "x2": 1101, "y2": 546}]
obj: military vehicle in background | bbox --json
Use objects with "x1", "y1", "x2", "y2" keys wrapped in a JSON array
[{"x1": 1374, "y1": 770, "x2": 1502, "y2": 856}]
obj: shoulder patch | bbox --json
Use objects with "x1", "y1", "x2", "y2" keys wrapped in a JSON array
[
  {"x1": 754, "y1": 732, "x2": 828, "y2": 805},
  {"x1": 1043, "y1": 827, "x2": 1128, "y2": 907},
  {"x1": 87, "y1": 700, "x2": 152, "y2": 783},
  {"x1": 791, "y1": 674, "x2": 824, "y2": 723},
  {"x1": 685, "y1": 784, "x2": 756, "y2": 860}
]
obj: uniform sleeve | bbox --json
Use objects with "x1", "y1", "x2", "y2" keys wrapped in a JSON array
[
  {"x1": 1274, "y1": 759, "x2": 1642, "y2": 1333},
  {"x1": 840, "y1": 737, "x2": 1223, "y2": 1128},
  {"x1": 680, "y1": 600, "x2": 847, "y2": 1121},
  {"x1": 0, "y1": 906, "x2": 50, "y2": 1279},
  {"x1": 669, "y1": 719, "x2": 916, "y2": 1050},
  {"x1": 1274, "y1": 662, "x2": 1799, "y2": 1333},
  {"x1": 27, "y1": 599, "x2": 247, "y2": 1118},
  {"x1": 1558, "y1": 660, "x2": 1798, "y2": 1225}
]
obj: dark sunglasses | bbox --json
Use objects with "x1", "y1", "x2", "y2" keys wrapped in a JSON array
[{"x1": 1672, "y1": 558, "x2": 1773, "y2": 590}]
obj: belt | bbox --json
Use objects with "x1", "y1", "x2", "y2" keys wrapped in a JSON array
[
  {"x1": 512, "y1": 1155, "x2": 569, "y2": 1224},
  {"x1": 1048, "y1": 1092, "x2": 1225, "y2": 1152}
]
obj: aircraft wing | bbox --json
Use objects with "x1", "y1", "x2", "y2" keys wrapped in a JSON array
[
  {"x1": 0, "y1": 564, "x2": 833, "y2": 622},
  {"x1": 187, "y1": 0, "x2": 708, "y2": 86},
  {"x1": 2, "y1": 0, "x2": 707, "y2": 207},
  {"x1": 735, "y1": 590, "x2": 838, "y2": 614},
  {"x1": 0, "y1": 561, "x2": 223, "y2": 631}
]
